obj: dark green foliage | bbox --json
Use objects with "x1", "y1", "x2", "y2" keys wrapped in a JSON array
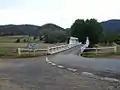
[
  {"x1": 23, "y1": 39, "x2": 27, "y2": 42},
  {"x1": 0, "y1": 24, "x2": 69, "y2": 44},
  {"x1": 71, "y1": 19, "x2": 103, "y2": 46},
  {"x1": 33, "y1": 36, "x2": 37, "y2": 40},
  {"x1": 38, "y1": 23, "x2": 68, "y2": 43},
  {"x1": 15, "y1": 38, "x2": 20, "y2": 43},
  {"x1": 0, "y1": 24, "x2": 40, "y2": 36},
  {"x1": 44, "y1": 31, "x2": 67, "y2": 43},
  {"x1": 100, "y1": 31, "x2": 120, "y2": 45}
]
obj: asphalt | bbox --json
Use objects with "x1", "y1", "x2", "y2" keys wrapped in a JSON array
[
  {"x1": 0, "y1": 46, "x2": 120, "y2": 90},
  {"x1": 49, "y1": 45, "x2": 120, "y2": 79}
]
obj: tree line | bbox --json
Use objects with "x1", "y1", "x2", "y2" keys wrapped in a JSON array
[{"x1": 71, "y1": 19, "x2": 120, "y2": 46}]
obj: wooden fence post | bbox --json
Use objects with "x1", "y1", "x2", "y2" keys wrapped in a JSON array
[
  {"x1": 18, "y1": 48, "x2": 21, "y2": 56},
  {"x1": 114, "y1": 46, "x2": 117, "y2": 53},
  {"x1": 33, "y1": 49, "x2": 36, "y2": 56},
  {"x1": 96, "y1": 48, "x2": 98, "y2": 55}
]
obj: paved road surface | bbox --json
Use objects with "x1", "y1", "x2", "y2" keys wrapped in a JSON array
[
  {"x1": 0, "y1": 46, "x2": 120, "y2": 90},
  {"x1": 49, "y1": 45, "x2": 120, "y2": 79}
]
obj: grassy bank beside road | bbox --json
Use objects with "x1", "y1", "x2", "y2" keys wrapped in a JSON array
[
  {"x1": 0, "y1": 42, "x2": 49, "y2": 58},
  {"x1": 0, "y1": 36, "x2": 66, "y2": 58},
  {"x1": 82, "y1": 45, "x2": 120, "y2": 58}
]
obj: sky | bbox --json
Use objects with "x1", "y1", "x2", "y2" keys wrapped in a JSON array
[{"x1": 0, "y1": 0, "x2": 120, "y2": 28}]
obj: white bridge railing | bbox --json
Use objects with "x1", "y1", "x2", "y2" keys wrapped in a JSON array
[
  {"x1": 47, "y1": 43, "x2": 81, "y2": 54},
  {"x1": 47, "y1": 45, "x2": 68, "y2": 54}
]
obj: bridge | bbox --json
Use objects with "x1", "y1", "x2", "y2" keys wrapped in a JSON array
[{"x1": 47, "y1": 37, "x2": 120, "y2": 81}]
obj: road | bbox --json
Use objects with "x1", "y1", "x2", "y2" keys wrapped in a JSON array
[
  {"x1": 0, "y1": 46, "x2": 119, "y2": 90},
  {"x1": 49, "y1": 45, "x2": 120, "y2": 79}
]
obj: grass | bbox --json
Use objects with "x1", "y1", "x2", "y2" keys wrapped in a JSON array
[
  {"x1": 82, "y1": 45, "x2": 120, "y2": 58},
  {"x1": 0, "y1": 35, "x2": 66, "y2": 58},
  {"x1": 82, "y1": 52, "x2": 114, "y2": 58}
]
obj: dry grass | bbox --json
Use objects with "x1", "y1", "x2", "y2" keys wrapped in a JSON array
[
  {"x1": 0, "y1": 36, "x2": 66, "y2": 58},
  {"x1": 82, "y1": 45, "x2": 120, "y2": 58}
]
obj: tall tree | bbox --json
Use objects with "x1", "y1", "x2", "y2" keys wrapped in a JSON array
[
  {"x1": 71, "y1": 19, "x2": 85, "y2": 42},
  {"x1": 71, "y1": 19, "x2": 103, "y2": 46}
]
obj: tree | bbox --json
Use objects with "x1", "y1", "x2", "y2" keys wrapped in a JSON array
[
  {"x1": 23, "y1": 39, "x2": 27, "y2": 42},
  {"x1": 71, "y1": 19, "x2": 85, "y2": 42},
  {"x1": 71, "y1": 19, "x2": 103, "y2": 46},
  {"x1": 44, "y1": 31, "x2": 67, "y2": 43},
  {"x1": 15, "y1": 38, "x2": 20, "y2": 43},
  {"x1": 101, "y1": 31, "x2": 118, "y2": 45},
  {"x1": 33, "y1": 36, "x2": 37, "y2": 40}
]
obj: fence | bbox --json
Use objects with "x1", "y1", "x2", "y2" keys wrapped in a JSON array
[
  {"x1": 17, "y1": 48, "x2": 47, "y2": 56},
  {"x1": 47, "y1": 45, "x2": 68, "y2": 54},
  {"x1": 84, "y1": 46, "x2": 117, "y2": 54},
  {"x1": 18, "y1": 44, "x2": 70, "y2": 56},
  {"x1": 17, "y1": 36, "x2": 83, "y2": 56},
  {"x1": 18, "y1": 43, "x2": 82, "y2": 56}
]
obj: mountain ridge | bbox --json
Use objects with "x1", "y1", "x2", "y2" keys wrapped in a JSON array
[
  {"x1": 0, "y1": 23, "x2": 65, "y2": 36},
  {"x1": 101, "y1": 19, "x2": 120, "y2": 31},
  {"x1": 1, "y1": 19, "x2": 120, "y2": 36}
]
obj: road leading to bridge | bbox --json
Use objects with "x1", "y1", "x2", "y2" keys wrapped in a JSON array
[
  {"x1": 48, "y1": 45, "x2": 120, "y2": 79},
  {"x1": 0, "y1": 45, "x2": 120, "y2": 90}
]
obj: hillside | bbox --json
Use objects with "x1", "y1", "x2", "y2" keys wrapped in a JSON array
[
  {"x1": 0, "y1": 23, "x2": 67, "y2": 36},
  {"x1": 38, "y1": 23, "x2": 66, "y2": 36},
  {"x1": 1, "y1": 19, "x2": 120, "y2": 36},
  {"x1": 101, "y1": 19, "x2": 120, "y2": 33},
  {"x1": 0, "y1": 24, "x2": 40, "y2": 36}
]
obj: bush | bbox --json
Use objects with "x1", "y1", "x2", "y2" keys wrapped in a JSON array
[
  {"x1": 15, "y1": 38, "x2": 20, "y2": 43},
  {"x1": 44, "y1": 31, "x2": 67, "y2": 43}
]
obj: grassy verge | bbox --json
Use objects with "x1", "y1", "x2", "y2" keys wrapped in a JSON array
[
  {"x1": 82, "y1": 45, "x2": 120, "y2": 58},
  {"x1": 82, "y1": 52, "x2": 114, "y2": 58},
  {"x1": 0, "y1": 42, "x2": 57, "y2": 58},
  {"x1": 0, "y1": 35, "x2": 66, "y2": 58}
]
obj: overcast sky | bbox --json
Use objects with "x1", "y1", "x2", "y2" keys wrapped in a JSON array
[{"x1": 0, "y1": 0, "x2": 119, "y2": 28}]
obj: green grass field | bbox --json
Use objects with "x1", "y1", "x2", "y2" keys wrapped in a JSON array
[{"x1": 0, "y1": 35, "x2": 66, "y2": 58}]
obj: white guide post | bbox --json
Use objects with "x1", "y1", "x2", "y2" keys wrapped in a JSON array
[
  {"x1": 114, "y1": 46, "x2": 117, "y2": 53},
  {"x1": 33, "y1": 50, "x2": 36, "y2": 56},
  {"x1": 18, "y1": 48, "x2": 21, "y2": 56}
]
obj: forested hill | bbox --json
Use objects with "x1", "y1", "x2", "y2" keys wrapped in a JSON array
[
  {"x1": 0, "y1": 24, "x2": 40, "y2": 36},
  {"x1": 101, "y1": 19, "x2": 120, "y2": 34},
  {"x1": 1, "y1": 19, "x2": 120, "y2": 36},
  {"x1": 0, "y1": 23, "x2": 66, "y2": 36}
]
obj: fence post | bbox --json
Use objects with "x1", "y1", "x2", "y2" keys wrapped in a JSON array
[
  {"x1": 18, "y1": 48, "x2": 21, "y2": 56},
  {"x1": 33, "y1": 49, "x2": 36, "y2": 56},
  {"x1": 96, "y1": 48, "x2": 98, "y2": 55},
  {"x1": 114, "y1": 46, "x2": 117, "y2": 53},
  {"x1": 47, "y1": 47, "x2": 50, "y2": 54}
]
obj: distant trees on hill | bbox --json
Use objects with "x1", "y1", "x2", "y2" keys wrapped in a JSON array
[
  {"x1": 0, "y1": 24, "x2": 69, "y2": 44},
  {"x1": 1, "y1": 20, "x2": 120, "y2": 44}
]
